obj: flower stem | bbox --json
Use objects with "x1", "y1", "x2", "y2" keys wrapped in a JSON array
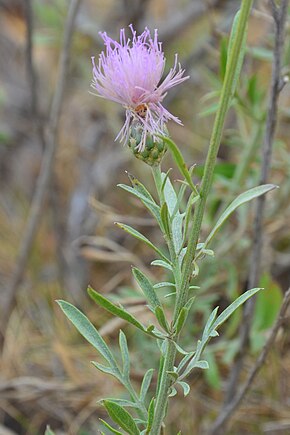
[{"x1": 151, "y1": 1, "x2": 253, "y2": 433}]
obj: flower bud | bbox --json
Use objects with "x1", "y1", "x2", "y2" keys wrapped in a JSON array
[{"x1": 127, "y1": 122, "x2": 167, "y2": 166}]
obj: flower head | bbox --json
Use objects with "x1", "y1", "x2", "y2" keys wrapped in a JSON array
[{"x1": 91, "y1": 25, "x2": 189, "y2": 151}]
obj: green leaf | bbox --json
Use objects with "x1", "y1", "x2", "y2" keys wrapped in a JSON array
[
  {"x1": 57, "y1": 300, "x2": 117, "y2": 368},
  {"x1": 168, "y1": 386, "x2": 177, "y2": 397},
  {"x1": 88, "y1": 287, "x2": 149, "y2": 336},
  {"x1": 100, "y1": 419, "x2": 123, "y2": 435},
  {"x1": 103, "y1": 398, "x2": 139, "y2": 409},
  {"x1": 132, "y1": 268, "x2": 161, "y2": 309},
  {"x1": 127, "y1": 172, "x2": 156, "y2": 203},
  {"x1": 145, "y1": 398, "x2": 155, "y2": 433},
  {"x1": 201, "y1": 184, "x2": 277, "y2": 251},
  {"x1": 155, "y1": 306, "x2": 170, "y2": 333},
  {"x1": 213, "y1": 287, "x2": 262, "y2": 330},
  {"x1": 45, "y1": 426, "x2": 55, "y2": 435},
  {"x1": 174, "y1": 307, "x2": 188, "y2": 334},
  {"x1": 116, "y1": 222, "x2": 168, "y2": 261},
  {"x1": 153, "y1": 281, "x2": 175, "y2": 289},
  {"x1": 160, "y1": 202, "x2": 171, "y2": 237},
  {"x1": 159, "y1": 136, "x2": 198, "y2": 193},
  {"x1": 118, "y1": 183, "x2": 160, "y2": 223},
  {"x1": 172, "y1": 214, "x2": 184, "y2": 254},
  {"x1": 92, "y1": 362, "x2": 121, "y2": 380},
  {"x1": 162, "y1": 175, "x2": 178, "y2": 216},
  {"x1": 177, "y1": 381, "x2": 190, "y2": 397},
  {"x1": 119, "y1": 330, "x2": 130, "y2": 379},
  {"x1": 195, "y1": 360, "x2": 209, "y2": 370},
  {"x1": 140, "y1": 369, "x2": 154, "y2": 402},
  {"x1": 151, "y1": 259, "x2": 173, "y2": 271},
  {"x1": 102, "y1": 401, "x2": 139, "y2": 435}
]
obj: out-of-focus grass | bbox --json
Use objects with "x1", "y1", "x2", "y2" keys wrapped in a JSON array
[{"x1": 0, "y1": 0, "x2": 290, "y2": 434}]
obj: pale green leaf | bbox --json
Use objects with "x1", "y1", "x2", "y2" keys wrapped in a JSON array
[
  {"x1": 102, "y1": 400, "x2": 139, "y2": 435},
  {"x1": 57, "y1": 300, "x2": 117, "y2": 368},
  {"x1": 132, "y1": 268, "x2": 161, "y2": 309}
]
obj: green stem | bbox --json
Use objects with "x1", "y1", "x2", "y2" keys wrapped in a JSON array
[
  {"x1": 174, "y1": 0, "x2": 253, "y2": 321},
  {"x1": 151, "y1": 1, "x2": 253, "y2": 433}
]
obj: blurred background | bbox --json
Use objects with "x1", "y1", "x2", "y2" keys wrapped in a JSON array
[{"x1": 0, "y1": 0, "x2": 290, "y2": 434}]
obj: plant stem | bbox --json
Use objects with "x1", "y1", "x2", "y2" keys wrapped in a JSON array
[
  {"x1": 151, "y1": 1, "x2": 253, "y2": 433},
  {"x1": 174, "y1": 0, "x2": 253, "y2": 321}
]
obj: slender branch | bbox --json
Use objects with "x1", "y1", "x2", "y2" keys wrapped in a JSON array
[
  {"x1": 221, "y1": 0, "x2": 289, "y2": 409},
  {"x1": 1, "y1": 0, "x2": 81, "y2": 340},
  {"x1": 208, "y1": 288, "x2": 290, "y2": 435}
]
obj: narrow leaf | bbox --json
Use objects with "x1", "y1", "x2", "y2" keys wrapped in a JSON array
[
  {"x1": 146, "y1": 398, "x2": 155, "y2": 433},
  {"x1": 88, "y1": 287, "x2": 147, "y2": 334},
  {"x1": 118, "y1": 183, "x2": 160, "y2": 223},
  {"x1": 119, "y1": 330, "x2": 130, "y2": 379},
  {"x1": 151, "y1": 259, "x2": 173, "y2": 271},
  {"x1": 153, "y1": 281, "x2": 175, "y2": 289},
  {"x1": 140, "y1": 369, "x2": 154, "y2": 402},
  {"x1": 92, "y1": 362, "x2": 122, "y2": 380},
  {"x1": 195, "y1": 360, "x2": 209, "y2": 370},
  {"x1": 160, "y1": 136, "x2": 198, "y2": 193},
  {"x1": 45, "y1": 427, "x2": 55, "y2": 435},
  {"x1": 57, "y1": 300, "x2": 117, "y2": 368},
  {"x1": 116, "y1": 222, "x2": 168, "y2": 261},
  {"x1": 102, "y1": 400, "x2": 139, "y2": 435},
  {"x1": 160, "y1": 202, "x2": 171, "y2": 237},
  {"x1": 132, "y1": 268, "x2": 161, "y2": 309},
  {"x1": 213, "y1": 287, "x2": 262, "y2": 330},
  {"x1": 155, "y1": 306, "x2": 170, "y2": 333},
  {"x1": 178, "y1": 381, "x2": 191, "y2": 397},
  {"x1": 100, "y1": 419, "x2": 123, "y2": 435},
  {"x1": 203, "y1": 184, "x2": 277, "y2": 250}
]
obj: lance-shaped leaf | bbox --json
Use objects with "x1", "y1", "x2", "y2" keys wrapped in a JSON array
[
  {"x1": 132, "y1": 267, "x2": 161, "y2": 309},
  {"x1": 102, "y1": 400, "x2": 139, "y2": 435},
  {"x1": 160, "y1": 202, "x2": 171, "y2": 238},
  {"x1": 155, "y1": 306, "x2": 170, "y2": 333},
  {"x1": 200, "y1": 184, "x2": 277, "y2": 253},
  {"x1": 145, "y1": 398, "x2": 155, "y2": 433},
  {"x1": 151, "y1": 259, "x2": 173, "y2": 271},
  {"x1": 119, "y1": 330, "x2": 130, "y2": 380},
  {"x1": 116, "y1": 222, "x2": 169, "y2": 262},
  {"x1": 57, "y1": 300, "x2": 118, "y2": 369},
  {"x1": 100, "y1": 419, "x2": 123, "y2": 435},
  {"x1": 212, "y1": 287, "x2": 262, "y2": 330},
  {"x1": 140, "y1": 369, "x2": 154, "y2": 402},
  {"x1": 88, "y1": 286, "x2": 150, "y2": 336},
  {"x1": 127, "y1": 172, "x2": 155, "y2": 203},
  {"x1": 174, "y1": 297, "x2": 195, "y2": 334},
  {"x1": 160, "y1": 136, "x2": 198, "y2": 194},
  {"x1": 118, "y1": 183, "x2": 160, "y2": 224}
]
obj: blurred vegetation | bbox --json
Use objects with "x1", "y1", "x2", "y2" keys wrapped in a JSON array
[{"x1": 0, "y1": 0, "x2": 290, "y2": 434}]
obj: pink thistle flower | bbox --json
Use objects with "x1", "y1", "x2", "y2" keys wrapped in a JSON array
[{"x1": 91, "y1": 25, "x2": 189, "y2": 151}]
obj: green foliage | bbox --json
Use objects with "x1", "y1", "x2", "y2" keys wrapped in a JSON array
[
  {"x1": 87, "y1": 286, "x2": 162, "y2": 339},
  {"x1": 102, "y1": 401, "x2": 139, "y2": 435}
]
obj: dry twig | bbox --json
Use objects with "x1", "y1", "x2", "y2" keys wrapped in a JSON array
[{"x1": 1, "y1": 0, "x2": 81, "y2": 342}]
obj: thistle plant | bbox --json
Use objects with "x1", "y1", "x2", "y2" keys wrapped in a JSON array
[{"x1": 57, "y1": 2, "x2": 277, "y2": 434}]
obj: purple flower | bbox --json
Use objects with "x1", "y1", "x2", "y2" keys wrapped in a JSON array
[{"x1": 91, "y1": 25, "x2": 189, "y2": 151}]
